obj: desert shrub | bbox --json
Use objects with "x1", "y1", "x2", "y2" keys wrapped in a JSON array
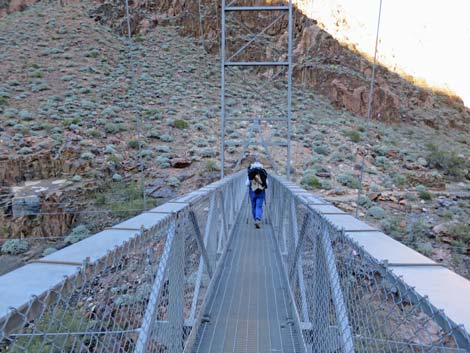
[
  {"x1": 375, "y1": 156, "x2": 389, "y2": 168},
  {"x1": 331, "y1": 152, "x2": 346, "y2": 162},
  {"x1": 201, "y1": 148, "x2": 216, "y2": 158},
  {"x1": 18, "y1": 147, "x2": 33, "y2": 154},
  {"x1": 93, "y1": 182, "x2": 154, "y2": 217},
  {"x1": 147, "y1": 130, "x2": 160, "y2": 139},
  {"x1": 174, "y1": 119, "x2": 189, "y2": 129},
  {"x1": 442, "y1": 210, "x2": 454, "y2": 220},
  {"x1": 301, "y1": 174, "x2": 322, "y2": 189},
  {"x1": 426, "y1": 143, "x2": 466, "y2": 178},
  {"x1": 368, "y1": 206, "x2": 385, "y2": 219},
  {"x1": 195, "y1": 139, "x2": 207, "y2": 147},
  {"x1": 105, "y1": 123, "x2": 126, "y2": 134},
  {"x1": 160, "y1": 133, "x2": 173, "y2": 142},
  {"x1": 140, "y1": 149, "x2": 153, "y2": 158},
  {"x1": 205, "y1": 159, "x2": 220, "y2": 172},
  {"x1": 380, "y1": 216, "x2": 402, "y2": 238},
  {"x1": 416, "y1": 242, "x2": 433, "y2": 257},
  {"x1": 416, "y1": 185, "x2": 432, "y2": 200},
  {"x1": 167, "y1": 176, "x2": 180, "y2": 187},
  {"x1": 405, "y1": 218, "x2": 428, "y2": 246},
  {"x1": 127, "y1": 140, "x2": 140, "y2": 149},
  {"x1": 337, "y1": 173, "x2": 361, "y2": 189},
  {"x1": 112, "y1": 173, "x2": 123, "y2": 181},
  {"x1": 87, "y1": 128, "x2": 101, "y2": 137},
  {"x1": 42, "y1": 247, "x2": 58, "y2": 256},
  {"x1": 64, "y1": 225, "x2": 90, "y2": 245},
  {"x1": 373, "y1": 145, "x2": 390, "y2": 156},
  {"x1": 194, "y1": 123, "x2": 205, "y2": 131},
  {"x1": 80, "y1": 152, "x2": 94, "y2": 160},
  {"x1": 358, "y1": 195, "x2": 372, "y2": 208},
  {"x1": 449, "y1": 223, "x2": 470, "y2": 248},
  {"x1": 343, "y1": 130, "x2": 361, "y2": 143},
  {"x1": 155, "y1": 145, "x2": 170, "y2": 153},
  {"x1": 156, "y1": 155, "x2": 170, "y2": 168},
  {"x1": 393, "y1": 174, "x2": 407, "y2": 187},
  {"x1": 12, "y1": 308, "x2": 96, "y2": 352},
  {"x1": 1, "y1": 239, "x2": 29, "y2": 255},
  {"x1": 314, "y1": 145, "x2": 330, "y2": 156}
]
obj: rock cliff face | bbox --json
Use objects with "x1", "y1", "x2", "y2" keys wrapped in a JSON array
[
  {"x1": 87, "y1": 0, "x2": 470, "y2": 130},
  {"x1": 0, "y1": 151, "x2": 93, "y2": 185}
]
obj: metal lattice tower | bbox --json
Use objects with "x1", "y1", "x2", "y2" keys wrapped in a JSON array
[{"x1": 220, "y1": 0, "x2": 293, "y2": 179}]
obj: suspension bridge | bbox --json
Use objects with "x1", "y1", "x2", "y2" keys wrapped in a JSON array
[
  {"x1": 0, "y1": 171, "x2": 469, "y2": 352},
  {"x1": 1, "y1": 1, "x2": 470, "y2": 352}
]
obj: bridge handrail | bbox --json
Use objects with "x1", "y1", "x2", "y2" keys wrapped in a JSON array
[
  {"x1": 0, "y1": 171, "x2": 246, "y2": 352},
  {"x1": 267, "y1": 173, "x2": 470, "y2": 352}
]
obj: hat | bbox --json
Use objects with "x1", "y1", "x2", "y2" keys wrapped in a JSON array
[{"x1": 250, "y1": 161, "x2": 263, "y2": 169}]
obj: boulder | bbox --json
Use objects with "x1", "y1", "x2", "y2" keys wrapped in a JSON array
[
  {"x1": 432, "y1": 221, "x2": 459, "y2": 237},
  {"x1": 171, "y1": 158, "x2": 191, "y2": 168},
  {"x1": 150, "y1": 186, "x2": 175, "y2": 199}
]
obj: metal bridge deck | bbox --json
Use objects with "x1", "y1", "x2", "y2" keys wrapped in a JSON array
[{"x1": 192, "y1": 210, "x2": 303, "y2": 353}]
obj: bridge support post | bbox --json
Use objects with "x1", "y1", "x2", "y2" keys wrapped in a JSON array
[
  {"x1": 168, "y1": 217, "x2": 185, "y2": 353},
  {"x1": 205, "y1": 194, "x2": 218, "y2": 271},
  {"x1": 318, "y1": 223, "x2": 355, "y2": 353}
]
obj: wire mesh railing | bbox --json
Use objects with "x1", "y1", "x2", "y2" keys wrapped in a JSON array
[
  {"x1": 0, "y1": 171, "x2": 246, "y2": 353},
  {"x1": 267, "y1": 174, "x2": 470, "y2": 353},
  {"x1": 1, "y1": 170, "x2": 469, "y2": 353}
]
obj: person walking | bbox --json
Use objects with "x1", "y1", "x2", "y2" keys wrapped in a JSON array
[{"x1": 246, "y1": 162, "x2": 268, "y2": 228}]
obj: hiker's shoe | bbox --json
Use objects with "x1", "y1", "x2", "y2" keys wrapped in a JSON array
[{"x1": 255, "y1": 220, "x2": 261, "y2": 229}]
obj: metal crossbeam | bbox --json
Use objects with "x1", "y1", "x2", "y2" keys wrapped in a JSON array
[
  {"x1": 225, "y1": 61, "x2": 289, "y2": 66},
  {"x1": 225, "y1": 5, "x2": 289, "y2": 11},
  {"x1": 220, "y1": 0, "x2": 293, "y2": 178},
  {"x1": 226, "y1": 117, "x2": 287, "y2": 121}
]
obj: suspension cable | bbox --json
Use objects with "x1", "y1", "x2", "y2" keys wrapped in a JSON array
[{"x1": 355, "y1": 0, "x2": 383, "y2": 217}]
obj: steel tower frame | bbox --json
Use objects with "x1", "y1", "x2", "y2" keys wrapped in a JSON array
[{"x1": 220, "y1": 0, "x2": 293, "y2": 179}]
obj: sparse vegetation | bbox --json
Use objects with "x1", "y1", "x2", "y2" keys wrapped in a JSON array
[
  {"x1": 337, "y1": 173, "x2": 361, "y2": 189},
  {"x1": 0, "y1": 3, "x2": 469, "y2": 283},
  {"x1": 1, "y1": 239, "x2": 29, "y2": 255},
  {"x1": 174, "y1": 119, "x2": 189, "y2": 129},
  {"x1": 416, "y1": 185, "x2": 432, "y2": 200},
  {"x1": 0, "y1": 97, "x2": 8, "y2": 106},
  {"x1": 343, "y1": 129, "x2": 361, "y2": 142},
  {"x1": 93, "y1": 182, "x2": 155, "y2": 217},
  {"x1": 301, "y1": 174, "x2": 322, "y2": 189},
  {"x1": 205, "y1": 159, "x2": 220, "y2": 172},
  {"x1": 426, "y1": 143, "x2": 467, "y2": 178},
  {"x1": 127, "y1": 140, "x2": 140, "y2": 149},
  {"x1": 449, "y1": 223, "x2": 470, "y2": 248},
  {"x1": 64, "y1": 225, "x2": 90, "y2": 245}
]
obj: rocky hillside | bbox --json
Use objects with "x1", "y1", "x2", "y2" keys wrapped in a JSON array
[
  {"x1": 90, "y1": 0, "x2": 470, "y2": 130},
  {"x1": 0, "y1": 1, "x2": 469, "y2": 279}
]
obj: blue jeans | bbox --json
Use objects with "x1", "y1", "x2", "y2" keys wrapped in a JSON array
[{"x1": 249, "y1": 189, "x2": 265, "y2": 221}]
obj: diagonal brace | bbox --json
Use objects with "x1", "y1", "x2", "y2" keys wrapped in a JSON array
[
  {"x1": 189, "y1": 210, "x2": 213, "y2": 278},
  {"x1": 227, "y1": 13, "x2": 286, "y2": 62},
  {"x1": 288, "y1": 213, "x2": 310, "y2": 282}
]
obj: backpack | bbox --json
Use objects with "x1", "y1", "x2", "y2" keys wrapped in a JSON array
[{"x1": 248, "y1": 167, "x2": 267, "y2": 194}]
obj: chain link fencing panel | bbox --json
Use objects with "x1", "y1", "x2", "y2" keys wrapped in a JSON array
[
  {"x1": 0, "y1": 172, "x2": 246, "y2": 353},
  {"x1": 268, "y1": 174, "x2": 470, "y2": 353}
]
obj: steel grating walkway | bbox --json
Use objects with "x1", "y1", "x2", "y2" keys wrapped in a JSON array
[{"x1": 192, "y1": 209, "x2": 303, "y2": 353}]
